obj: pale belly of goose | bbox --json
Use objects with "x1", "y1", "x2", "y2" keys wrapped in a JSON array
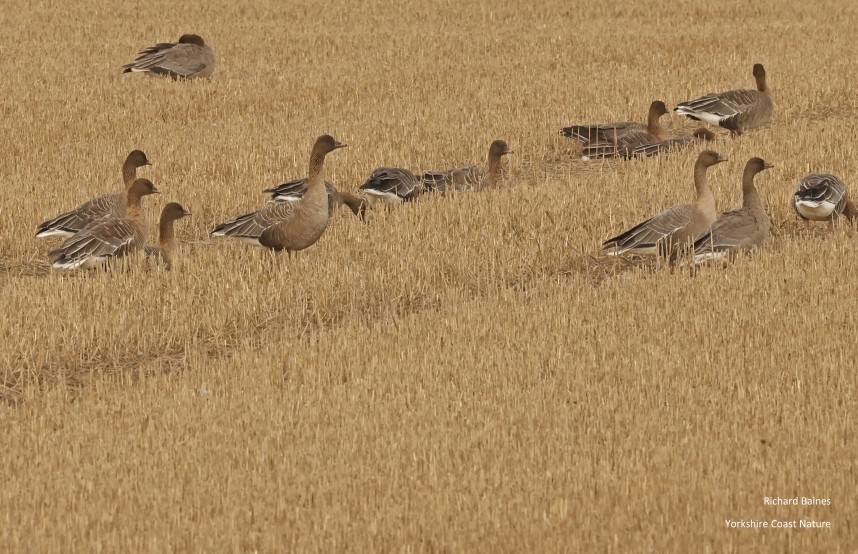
[{"x1": 795, "y1": 199, "x2": 837, "y2": 221}]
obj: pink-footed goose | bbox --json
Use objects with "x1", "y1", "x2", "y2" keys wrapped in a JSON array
[
  {"x1": 674, "y1": 64, "x2": 774, "y2": 136},
  {"x1": 144, "y1": 203, "x2": 192, "y2": 270},
  {"x1": 692, "y1": 157, "x2": 773, "y2": 264},
  {"x1": 122, "y1": 34, "x2": 216, "y2": 79},
  {"x1": 561, "y1": 101, "x2": 669, "y2": 145},
  {"x1": 211, "y1": 135, "x2": 347, "y2": 254},
  {"x1": 421, "y1": 140, "x2": 513, "y2": 192},
  {"x1": 36, "y1": 150, "x2": 151, "y2": 238},
  {"x1": 603, "y1": 150, "x2": 726, "y2": 257},
  {"x1": 50, "y1": 178, "x2": 160, "y2": 270},
  {"x1": 791, "y1": 174, "x2": 856, "y2": 230},
  {"x1": 359, "y1": 167, "x2": 423, "y2": 205},
  {"x1": 266, "y1": 178, "x2": 366, "y2": 219}
]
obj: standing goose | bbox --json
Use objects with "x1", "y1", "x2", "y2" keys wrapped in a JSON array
[
  {"x1": 421, "y1": 140, "x2": 514, "y2": 192},
  {"x1": 674, "y1": 64, "x2": 774, "y2": 135},
  {"x1": 791, "y1": 174, "x2": 856, "y2": 230},
  {"x1": 122, "y1": 34, "x2": 216, "y2": 79},
  {"x1": 36, "y1": 150, "x2": 152, "y2": 238},
  {"x1": 144, "y1": 203, "x2": 192, "y2": 270},
  {"x1": 211, "y1": 135, "x2": 347, "y2": 253},
  {"x1": 603, "y1": 150, "x2": 727, "y2": 257},
  {"x1": 561, "y1": 101, "x2": 670, "y2": 145},
  {"x1": 265, "y1": 178, "x2": 366, "y2": 219},
  {"x1": 50, "y1": 178, "x2": 160, "y2": 270},
  {"x1": 359, "y1": 167, "x2": 423, "y2": 205},
  {"x1": 692, "y1": 157, "x2": 774, "y2": 264}
]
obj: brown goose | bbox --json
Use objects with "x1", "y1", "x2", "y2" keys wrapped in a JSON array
[
  {"x1": 144, "y1": 203, "x2": 192, "y2": 270},
  {"x1": 211, "y1": 135, "x2": 346, "y2": 253},
  {"x1": 50, "y1": 179, "x2": 160, "y2": 270},
  {"x1": 674, "y1": 64, "x2": 774, "y2": 135},
  {"x1": 122, "y1": 34, "x2": 216, "y2": 79},
  {"x1": 578, "y1": 102, "x2": 672, "y2": 160},
  {"x1": 359, "y1": 167, "x2": 423, "y2": 205},
  {"x1": 603, "y1": 150, "x2": 726, "y2": 257},
  {"x1": 630, "y1": 128, "x2": 717, "y2": 158},
  {"x1": 692, "y1": 157, "x2": 773, "y2": 264},
  {"x1": 561, "y1": 101, "x2": 670, "y2": 144},
  {"x1": 791, "y1": 174, "x2": 856, "y2": 230},
  {"x1": 422, "y1": 140, "x2": 513, "y2": 192},
  {"x1": 36, "y1": 150, "x2": 152, "y2": 238},
  {"x1": 265, "y1": 178, "x2": 366, "y2": 219}
]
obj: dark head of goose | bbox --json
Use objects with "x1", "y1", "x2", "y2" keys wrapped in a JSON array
[{"x1": 178, "y1": 34, "x2": 207, "y2": 47}]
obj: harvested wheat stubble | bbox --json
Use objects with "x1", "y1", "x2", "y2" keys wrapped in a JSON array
[{"x1": 0, "y1": 0, "x2": 856, "y2": 551}]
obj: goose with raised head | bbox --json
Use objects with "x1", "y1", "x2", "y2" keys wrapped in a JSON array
[
  {"x1": 122, "y1": 34, "x2": 216, "y2": 79},
  {"x1": 50, "y1": 178, "x2": 160, "y2": 270},
  {"x1": 792, "y1": 174, "x2": 856, "y2": 230},
  {"x1": 422, "y1": 140, "x2": 514, "y2": 192},
  {"x1": 577, "y1": 102, "x2": 673, "y2": 160},
  {"x1": 36, "y1": 150, "x2": 152, "y2": 239},
  {"x1": 144, "y1": 203, "x2": 192, "y2": 270},
  {"x1": 674, "y1": 64, "x2": 774, "y2": 135},
  {"x1": 266, "y1": 178, "x2": 366, "y2": 220},
  {"x1": 692, "y1": 157, "x2": 774, "y2": 264},
  {"x1": 211, "y1": 135, "x2": 347, "y2": 253},
  {"x1": 603, "y1": 150, "x2": 727, "y2": 257}
]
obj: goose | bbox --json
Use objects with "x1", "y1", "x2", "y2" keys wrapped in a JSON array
[
  {"x1": 122, "y1": 34, "x2": 216, "y2": 79},
  {"x1": 560, "y1": 101, "x2": 670, "y2": 145},
  {"x1": 144, "y1": 203, "x2": 192, "y2": 270},
  {"x1": 359, "y1": 167, "x2": 423, "y2": 205},
  {"x1": 692, "y1": 157, "x2": 773, "y2": 264},
  {"x1": 421, "y1": 140, "x2": 514, "y2": 192},
  {"x1": 50, "y1": 178, "x2": 160, "y2": 270},
  {"x1": 792, "y1": 174, "x2": 856, "y2": 230},
  {"x1": 603, "y1": 150, "x2": 726, "y2": 257},
  {"x1": 630, "y1": 127, "x2": 717, "y2": 158},
  {"x1": 264, "y1": 178, "x2": 366, "y2": 219},
  {"x1": 576, "y1": 102, "x2": 672, "y2": 160},
  {"x1": 211, "y1": 135, "x2": 346, "y2": 253},
  {"x1": 674, "y1": 64, "x2": 774, "y2": 135},
  {"x1": 36, "y1": 150, "x2": 152, "y2": 238}
]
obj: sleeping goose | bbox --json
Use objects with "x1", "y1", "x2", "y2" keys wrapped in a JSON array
[
  {"x1": 421, "y1": 140, "x2": 513, "y2": 192},
  {"x1": 603, "y1": 150, "x2": 726, "y2": 257},
  {"x1": 36, "y1": 150, "x2": 152, "y2": 238},
  {"x1": 692, "y1": 157, "x2": 773, "y2": 264},
  {"x1": 359, "y1": 167, "x2": 423, "y2": 205},
  {"x1": 561, "y1": 101, "x2": 669, "y2": 145},
  {"x1": 211, "y1": 135, "x2": 346, "y2": 254},
  {"x1": 791, "y1": 174, "x2": 856, "y2": 230},
  {"x1": 122, "y1": 34, "x2": 216, "y2": 79},
  {"x1": 144, "y1": 203, "x2": 192, "y2": 270},
  {"x1": 50, "y1": 178, "x2": 160, "y2": 270},
  {"x1": 674, "y1": 64, "x2": 774, "y2": 135},
  {"x1": 265, "y1": 178, "x2": 366, "y2": 219}
]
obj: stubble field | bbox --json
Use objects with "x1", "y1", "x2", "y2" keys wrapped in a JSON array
[{"x1": 1, "y1": 0, "x2": 856, "y2": 551}]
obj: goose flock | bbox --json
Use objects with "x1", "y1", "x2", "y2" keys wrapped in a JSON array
[{"x1": 33, "y1": 37, "x2": 855, "y2": 271}]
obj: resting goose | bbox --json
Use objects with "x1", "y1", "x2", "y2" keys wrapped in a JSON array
[
  {"x1": 561, "y1": 101, "x2": 669, "y2": 145},
  {"x1": 264, "y1": 178, "x2": 366, "y2": 219},
  {"x1": 791, "y1": 174, "x2": 856, "y2": 230},
  {"x1": 50, "y1": 178, "x2": 160, "y2": 270},
  {"x1": 211, "y1": 135, "x2": 346, "y2": 253},
  {"x1": 692, "y1": 157, "x2": 773, "y2": 264},
  {"x1": 422, "y1": 140, "x2": 514, "y2": 192},
  {"x1": 631, "y1": 128, "x2": 717, "y2": 158},
  {"x1": 36, "y1": 150, "x2": 152, "y2": 238},
  {"x1": 578, "y1": 102, "x2": 673, "y2": 160},
  {"x1": 603, "y1": 150, "x2": 726, "y2": 257},
  {"x1": 359, "y1": 167, "x2": 423, "y2": 205},
  {"x1": 144, "y1": 203, "x2": 192, "y2": 270},
  {"x1": 674, "y1": 64, "x2": 774, "y2": 135},
  {"x1": 122, "y1": 34, "x2": 216, "y2": 79}
]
